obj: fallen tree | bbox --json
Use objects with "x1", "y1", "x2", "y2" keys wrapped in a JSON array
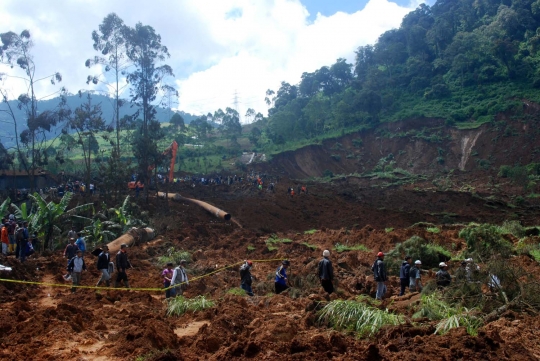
[
  {"x1": 158, "y1": 192, "x2": 231, "y2": 220},
  {"x1": 106, "y1": 227, "x2": 155, "y2": 253}
]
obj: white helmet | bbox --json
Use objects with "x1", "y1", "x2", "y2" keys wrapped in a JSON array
[
  {"x1": 439, "y1": 262, "x2": 447, "y2": 268},
  {"x1": 323, "y1": 250, "x2": 330, "y2": 257},
  {"x1": 414, "y1": 260, "x2": 422, "y2": 265}
]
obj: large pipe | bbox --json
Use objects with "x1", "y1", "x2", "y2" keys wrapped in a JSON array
[
  {"x1": 106, "y1": 227, "x2": 155, "y2": 253},
  {"x1": 158, "y1": 192, "x2": 231, "y2": 221}
]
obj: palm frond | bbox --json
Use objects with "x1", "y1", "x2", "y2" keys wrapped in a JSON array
[{"x1": 0, "y1": 197, "x2": 11, "y2": 216}]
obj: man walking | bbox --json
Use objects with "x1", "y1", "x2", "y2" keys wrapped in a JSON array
[
  {"x1": 1, "y1": 221, "x2": 9, "y2": 255},
  {"x1": 115, "y1": 244, "x2": 132, "y2": 288},
  {"x1": 67, "y1": 250, "x2": 86, "y2": 293},
  {"x1": 318, "y1": 250, "x2": 334, "y2": 294},
  {"x1": 171, "y1": 260, "x2": 189, "y2": 296},
  {"x1": 399, "y1": 255, "x2": 412, "y2": 296},
  {"x1": 373, "y1": 252, "x2": 388, "y2": 300},
  {"x1": 75, "y1": 232, "x2": 86, "y2": 257},
  {"x1": 96, "y1": 245, "x2": 111, "y2": 287},
  {"x1": 436, "y1": 262, "x2": 451, "y2": 288},
  {"x1": 274, "y1": 260, "x2": 290, "y2": 294},
  {"x1": 162, "y1": 262, "x2": 175, "y2": 298},
  {"x1": 410, "y1": 260, "x2": 423, "y2": 292},
  {"x1": 239, "y1": 260, "x2": 254, "y2": 296}
]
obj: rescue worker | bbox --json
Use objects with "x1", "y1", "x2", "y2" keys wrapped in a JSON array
[
  {"x1": 410, "y1": 260, "x2": 423, "y2": 292},
  {"x1": 240, "y1": 260, "x2": 254, "y2": 296},
  {"x1": 274, "y1": 260, "x2": 290, "y2": 294},
  {"x1": 373, "y1": 252, "x2": 387, "y2": 300},
  {"x1": 318, "y1": 250, "x2": 334, "y2": 294},
  {"x1": 67, "y1": 250, "x2": 86, "y2": 293},
  {"x1": 115, "y1": 244, "x2": 132, "y2": 288},
  {"x1": 436, "y1": 262, "x2": 451, "y2": 288},
  {"x1": 399, "y1": 255, "x2": 412, "y2": 296}
]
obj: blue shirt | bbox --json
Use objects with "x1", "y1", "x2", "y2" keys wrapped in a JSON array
[
  {"x1": 75, "y1": 237, "x2": 86, "y2": 251},
  {"x1": 275, "y1": 265, "x2": 287, "y2": 285}
]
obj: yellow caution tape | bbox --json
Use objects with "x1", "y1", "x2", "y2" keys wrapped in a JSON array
[{"x1": 0, "y1": 258, "x2": 286, "y2": 292}]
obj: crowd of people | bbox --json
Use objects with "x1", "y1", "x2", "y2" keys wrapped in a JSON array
[{"x1": 0, "y1": 214, "x2": 36, "y2": 262}]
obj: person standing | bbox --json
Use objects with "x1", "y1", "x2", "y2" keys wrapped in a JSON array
[
  {"x1": 75, "y1": 232, "x2": 86, "y2": 257},
  {"x1": 67, "y1": 226, "x2": 77, "y2": 241},
  {"x1": 399, "y1": 256, "x2": 412, "y2": 296},
  {"x1": 318, "y1": 250, "x2": 334, "y2": 294},
  {"x1": 96, "y1": 245, "x2": 111, "y2": 287},
  {"x1": 410, "y1": 260, "x2": 423, "y2": 292},
  {"x1": 436, "y1": 262, "x2": 451, "y2": 288},
  {"x1": 115, "y1": 244, "x2": 132, "y2": 288},
  {"x1": 7, "y1": 215, "x2": 16, "y2": 254},
  {"x1": 171, "y1": 260, "x2": 189, "y2": 296},
  {"x1": 1, "y1": 221, "x2": 9, "y2": 256},
  {"x1": 63, "y1": 238, "x2": 79, "y2": 280},
  {"x1": 373, "y1": 252, "x2": 388, "y2": 300},
  {"x1": 239, "y1": 260, "x2": 254, "y2": 296},
  {"x1": 162, "y1": 262, "x2": 175, "y2": 299},
  {"x1": 67, "y1": 250, "x2": 86, "y2": 293},
  {"x1": 274, "y1": 260, "x2": 290, "y2": 294}
]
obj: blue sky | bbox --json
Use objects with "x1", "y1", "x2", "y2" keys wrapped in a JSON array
[{"x1": 302, "y1": 0, "x2": 417, "y2": 21}]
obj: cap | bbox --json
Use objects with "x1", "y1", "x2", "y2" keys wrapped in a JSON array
[
  {"x1": 465, "y1": 258, "x2": 473, "y2": 262},
  {"x1": 415, "y1": 260, "x2": 422, "y2": 265},
  {"x1": 377, "y1": 252, "x2": 384, "y2": 257},
  {"x1": 246, "y1": 260, "x2": 253, "y2": 266},
  {"x1": 8, "y1": 214, "x2": 14, "y2": 220},
  {"x1": 439, "y1": 262, "x2": 447, "y2": 268},
  {"x1": 120, "y1": 244, "x2": 129, "y2": 248},
  {"x1": 323, "y1": 250, "x2": 330, "y2": 257},
  {"x1": 179, "y1": 259, "x2": 187, "y2": 264},
  {"x1": 282, "y1": 260, "x2": 290, "y2": 265}
]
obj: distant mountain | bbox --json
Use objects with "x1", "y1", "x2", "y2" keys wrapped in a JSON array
[{"x1": 0, "y1": 92, "x2": 199, "y2": 148}]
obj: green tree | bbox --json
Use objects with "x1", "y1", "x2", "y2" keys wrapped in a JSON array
[
  {"x1": 0, "y1": 30, "x2": 64, "y2": 191},
  {"x1": 67, "y1": 93, "x2": 106, "y2": 193},
  {"x1": 124, "y1": 22, "x2": 174, "y2": 198},
  {"x1": 86, "y1": 13, "x2": 130, "y2": 157}
]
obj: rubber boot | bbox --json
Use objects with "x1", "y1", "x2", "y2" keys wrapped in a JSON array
[{"x1": 124, "y1": 281, "x2": 130, "y2": 288}]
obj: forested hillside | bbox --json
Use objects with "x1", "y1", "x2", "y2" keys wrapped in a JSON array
[{"x1": 260, "y1": 0, "x2": 540, "y2": 146}]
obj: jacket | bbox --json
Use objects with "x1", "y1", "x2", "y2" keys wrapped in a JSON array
[
  {"x1": 96, "y1": 251, "x2": 110, "y2": 270},
  {"x1": 274, "y1": 265, "x2": 287, "y2": 286},
  {"x1": 64, "y1": 244, "x2": 79, "y2": 259},
  {"x1": 239, "y1": 264, "x2": 252, "y2": 286},
  {"x1": 318, "y1": 257, "x2": 334, "y2": 280},
  {"x1": 436, "y1": 269, "x2": 451, "y2": 287},
  {"x1": 67, "y1": 256, "x2": 86, "y2": 273},
  {"x1": 116, "y1": 251, "x2": 131, "y2": 272},
  {"x1": 171, "y1": 266, "x2": 188, "y2": 286},
  {"x1": 399, "y1": 261, "x2": 411, "y2": 279},
  {"x1": 373, "y1": 259, "x2": 387, "y2": 282},
  {"x1": 1, "y1": 227, "x2": 8, "y2": 244}
]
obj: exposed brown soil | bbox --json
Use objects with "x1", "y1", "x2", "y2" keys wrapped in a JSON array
[{"x1": 2, "y1": 123, "x2": 540, "y2": 359}]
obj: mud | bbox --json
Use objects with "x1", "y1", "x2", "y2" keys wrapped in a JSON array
[{"x1": 0, "y1": 170, "x2": 539, "y2": 360}]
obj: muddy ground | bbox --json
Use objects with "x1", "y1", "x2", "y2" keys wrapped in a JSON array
[{"x1": 0, "y1": 175, "x2": 539, "y2": 360}]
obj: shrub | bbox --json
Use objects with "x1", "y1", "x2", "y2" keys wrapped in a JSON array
[
  {"x1": 459, "y1": 224, "x2": 513, "y2": 259},
  {"x1": 323, "y1": 169, "x2": 334, "y2": 178},
  {"x1": 384, "y1": 236, "x2": 451, "y2": 275},
  {"x1": 304, "y1": 229, "x2": 318, "y2": 235},
  {"x1": 427, "y1": 227, "x2": 440, "y2": 233},
  {"x1": 227, "y1": 287, "x2": 247, "y2": 296},
  {"x1": 331, "y1": 154, "x2": 341, "y2": 161},
  {"x1": 333, "y1": 243, "x2": 370, "y2": 253},
  {"x1": 167, "y1": 295, "x2": 215, "y2": 316},
  {"x1": 157, "y1": 248, "x2": 191, "y2": 266},
  {"x1": 302, "y1": 242, "x2": 318, "y2": 250},
  {"x1": 247, "y1": 245, "x2": 255, "y2": 252},
  {"x1": 318, "y1": 298, "x2": 404, "y2": 337},
  {"x1": 352, "y1": 138, "x2": 363, "y2": 148},
  {"x1": 385, "y1": 227, "x2": 394, "y2": 233}
]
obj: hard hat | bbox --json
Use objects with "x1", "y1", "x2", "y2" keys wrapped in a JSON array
[
  {"x1": 377, "y1": 252, "x2": 384, "y2": 257},
  {"x1": 282, "y1": 260, "x2": 290, "y2": 265},
  {"x1": 179, "y1": 259, "x2": 187, "y2": 264},
  {"x1": 8, "y1": 214, "x2": 14, "y2": 220},
  {"x1": 415, "y1": 260, "x2": 422, "y2": 265},
  {"x1": 247, "y1": 260, "x2": 253, "y2": 266},
  {"x1": 465, "y1": 258, "x2": 473, "y2": 262},
  {"x1": 439, "y1": 262, "x2": 447, "y2": 268},
  {"x1": 323, "y1": 250, "x2": 330, "y2": 257}
]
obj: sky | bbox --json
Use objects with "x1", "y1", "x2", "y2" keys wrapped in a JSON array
[{"x1": 0, "y1": 0, "x2": 425, "y2": 123}]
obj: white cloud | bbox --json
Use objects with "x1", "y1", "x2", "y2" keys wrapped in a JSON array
[{"x1": 0, "y1": 0, "x2": 421, "y2": 123}]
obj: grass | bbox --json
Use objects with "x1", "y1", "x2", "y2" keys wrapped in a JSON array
[
  {"x1": 227, "y1": 287, "x2": 247, "y2": 296},
  {"x1": 385, "y1": 227, "x2": 394, "y2": 233},
  {"x1": 247, "y1": 245, "x2": 255, "y2": 252},
  {"x1": 302, "y1": 242, "x2": 318, "y2": 250},
  {"x1": 318, "y1": 298, "x2": 404, "y2": 337},
  {"x1": 333, "y1": 243, "x2": 370, "y2": 253},
  {"x1": 157, "y1": 247, "x2": 191, "y2": 266},
  {"x1": 413, "y1": 293, "x2": 482, "y2": 336},
  {"x1": 166, "y1": 295, "x2": 215, "y2": 317},
  {"x1": 425, "y1": 243, "x2": 452, "y2": 259},
  {"x1": 426, "y1": 227, "x2": 440, "y2": 233},
  {"x1": 530, "y1": 249, "x2": 540, "y2": 263},
  {"x1": 304, "y1": 229, "x2": 318, "y2": 235},
  {"x1": 265, "y1": 235, "x2": 293, "y2": 251}
]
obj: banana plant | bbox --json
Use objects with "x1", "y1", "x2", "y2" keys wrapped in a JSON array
[
  {"x1": 83, "y1": 218, "x2": 118, "y2": 249},
  {"x1": 28, "y1": 192, "x2": 93, "y2": 250},
  {"x1": 0, "y1": 197, "x2": 11, "y2": 217}
]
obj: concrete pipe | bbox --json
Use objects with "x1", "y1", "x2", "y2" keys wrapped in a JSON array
[
  {"x1": 158, "y1": 192, "x2": 231, "y2": 221},
  {"x1": 107, "y1": 227, "x2": 155, "y2": 253}
]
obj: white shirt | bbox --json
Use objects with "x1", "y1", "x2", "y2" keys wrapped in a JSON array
[{"x1": 171, "y1": 266, "x2": 188, "y2": 285}]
